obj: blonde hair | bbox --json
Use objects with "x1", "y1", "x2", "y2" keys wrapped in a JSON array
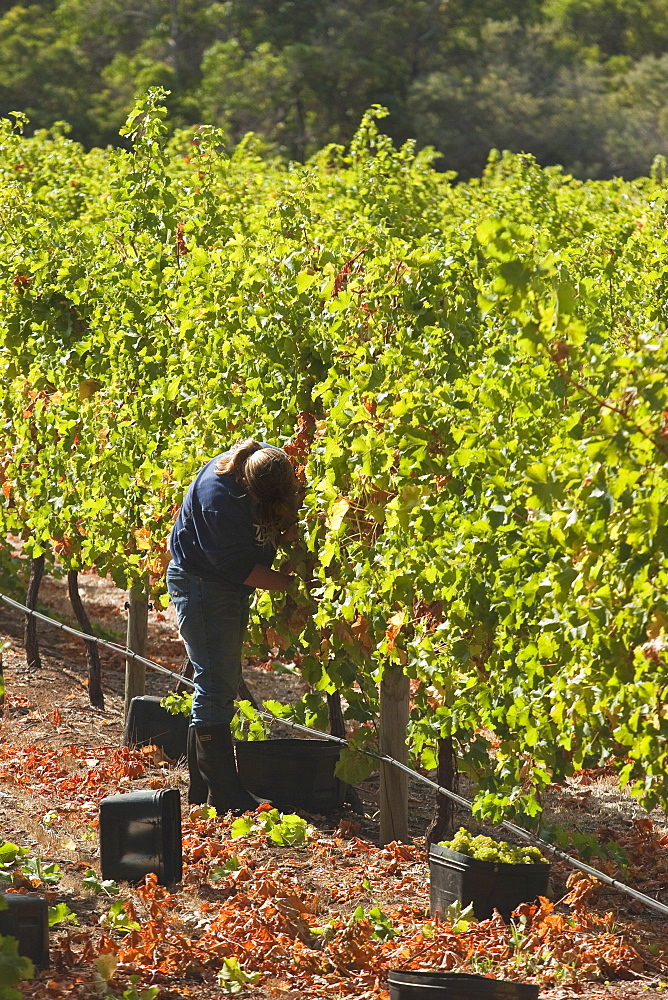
[{"x1": 217, "y1": 438, "x2": 299, "y2": 534}]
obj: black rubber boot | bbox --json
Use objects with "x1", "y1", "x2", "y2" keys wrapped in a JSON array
[
  {"x1": 187, "y1": 725, "x2": 208, "y2": 805},
  {"x1": 193, "y1": 722, "x2": 263, "y2": 814}
]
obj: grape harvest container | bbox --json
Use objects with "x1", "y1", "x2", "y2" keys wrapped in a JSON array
[
  {"x1": 429, "y1": 844, "x2": 551, "y2": 922},
  {"x1": 235, "y1": 738, "x2": 345, "y2": 813},
  {"x1": 0, "y1": 892, "x2": 49, "y2": 967},
  {"x1": 122, "y1": 695, "x2": 188, "y2": 762},
  {"x1": 388, "y1": 970, "x2": 539, "y2": 999},
  {"x1": 99, "y1": 787, "x2": 182, "y2": 885}
]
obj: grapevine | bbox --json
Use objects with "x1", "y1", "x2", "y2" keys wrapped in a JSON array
[{"x1": 0, "y1": 93, "x2": 666, "y2": 826}]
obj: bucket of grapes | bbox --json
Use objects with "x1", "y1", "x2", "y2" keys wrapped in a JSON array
[{"x1": 429, "y1": 828, "x2": 550, "y2": 922}]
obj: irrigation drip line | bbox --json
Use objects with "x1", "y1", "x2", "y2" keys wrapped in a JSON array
[
  {"x1": 2, "y1": 589, "x2": 668, "y2": 919},
  {"x1": 0, "y1": 592, "x2": 188, "y2": 689}
]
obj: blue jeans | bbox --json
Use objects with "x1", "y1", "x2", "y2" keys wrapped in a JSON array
[{"x1": 166, "y1": 562, "x2": 250, "y2": 726}]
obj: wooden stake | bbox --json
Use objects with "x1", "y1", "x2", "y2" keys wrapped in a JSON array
[
  {"x1": 379, "y1": 662, "x2": 410, "y2": 845},
  {"x1": 124, "y1": 575, "x2": 149, "y2": 721}
]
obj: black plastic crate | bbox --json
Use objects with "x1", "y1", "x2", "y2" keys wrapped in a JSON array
[
  {"x1": 235, "y1": 738, "x2": 345, "y2": 813},
  {"x1": 429, "y1": 844, "x2": 550, "y2": 922},
  {"x1": 99, "y1": 787, "x2": 182, "y2": 885},
  {"x1": 389, "y1": 970, "x2": 539, "y2": 999},
  {"x1": 0, "y1": 892, "x2": 49, "y2": 968},
  {"x1": 122, "y1": 695, "x2": 188, "y2": 762}
]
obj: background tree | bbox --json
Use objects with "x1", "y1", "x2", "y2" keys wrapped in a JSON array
[
  {"x1": 0, "y1": 4, "x2": 95, "y2": 137},
  {"x1": 2, "y1": 0, "x2": 668, "y2": 177}
]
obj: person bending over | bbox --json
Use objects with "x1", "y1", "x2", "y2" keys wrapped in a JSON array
[{"x1": 167, "y1": 438, "x2": 298, "y2": 812}]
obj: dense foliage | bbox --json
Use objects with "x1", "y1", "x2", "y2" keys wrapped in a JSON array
[
  {"x1": 3, "y1": 1, "x2": 668, "y2": 177},
  {"x1": 0, "y1": 94, "x2": 667, "y2": 826}
]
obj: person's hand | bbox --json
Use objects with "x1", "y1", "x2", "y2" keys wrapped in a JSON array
[
  {"x1": 280, "y1": 523, "x2": 299, "y2": 544},
  {"x1": 244, "y1": 565, "x2": 297, "y2": 592}
]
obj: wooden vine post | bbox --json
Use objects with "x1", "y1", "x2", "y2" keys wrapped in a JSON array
[
  {"x1": 67, "y1": 570, "x2": 105, "y2": 710},
  {"x1": 124, "y1": 574, "x2": 149, "y2": 721},
  {"x1": 379, "y1": 662, "x2": 410, "y2": 845},
  {"x1": 326, "y1": 689, "x2": 346, "y2": 737},
  {"x1": 327, "y1": 689, "x2": 364, "y2": 814},
  {"x1": 425, "y1": 737, "x2": 459, "y2": 848}
]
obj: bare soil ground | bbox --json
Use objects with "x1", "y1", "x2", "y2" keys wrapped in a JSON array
[{"x1": 0, "y1": 566, "x2": 666, "y2": 999}]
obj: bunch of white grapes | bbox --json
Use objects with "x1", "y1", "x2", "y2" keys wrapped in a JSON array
[{"x1": 439, "y1": 827, "x2": 546, "y2": 864}]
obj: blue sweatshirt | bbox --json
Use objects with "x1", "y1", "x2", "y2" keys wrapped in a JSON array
[{"x1": 169, "y1": 452, "x2": 277, "y2": 592}]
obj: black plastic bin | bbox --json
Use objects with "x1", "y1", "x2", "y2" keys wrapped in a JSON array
[
  {"x1": 99, "y1": 787, "x2": 182, "y2": 885},
  {"x1": 389, "y1": 971, "x2": 539, "y2": 999},
  {"x1": 429, "y1": 844, "x2": 550, "y2": 922},
  {"x1": 0, "y1": 892, "x2": 49, "y2": 968},
  {"x1": 122, "y1": 695, "x2": 188, "y2": 762},
  {"x1": 235, "y1": 738, "x2": 345, "y2": 812}
]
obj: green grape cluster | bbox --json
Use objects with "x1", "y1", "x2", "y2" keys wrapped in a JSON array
[{"x1": 439, "y1": 827, "x2": 546, "y2": 865}]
